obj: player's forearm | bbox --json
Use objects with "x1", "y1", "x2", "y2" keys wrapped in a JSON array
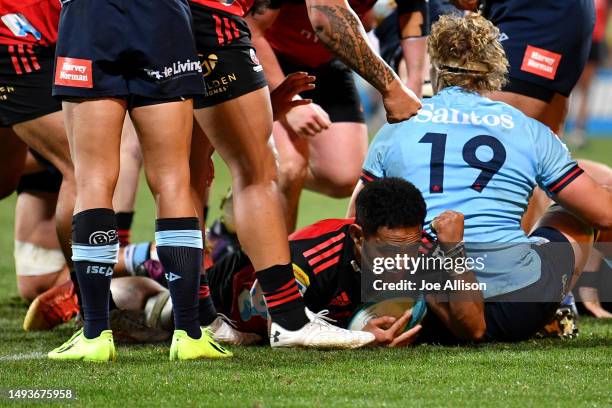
[
  {"x1": 307, "y1": 0, "x2": 401, "y2": 96},
  {"x1": 401, "y1": 37, "x2": 427, "y2": 97},
  {"x1": 427, "y1": 272, "x2": 486, "y2": 341}
]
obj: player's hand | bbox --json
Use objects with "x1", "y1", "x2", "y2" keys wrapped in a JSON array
[
  {"x1": 431, "y1": 210, "x2": 465, "y2": 245},
  {"x1": 382, "y1": 80, "x2": 422, "y2": 123},
  {"x1": 271, "y1": 72, "x2": 316, "y2": 121},
  {"x1": 283, "y1": 102, "x2": 331, "y2": 138},
  {"x1": 449, "y1": 0, "x2": 479, "y2": 11},
  {"x1": 362, "y1": 310, "x2": 422, "y2": 347}
]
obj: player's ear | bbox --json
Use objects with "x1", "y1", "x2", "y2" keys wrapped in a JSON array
[{"x1": 349, "y1": 224, "x2": 364, "y2": 250}]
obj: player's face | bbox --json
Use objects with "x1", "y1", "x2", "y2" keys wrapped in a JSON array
[{"x1": 350, "y1": 224, "x2": 422, "y2": 261}]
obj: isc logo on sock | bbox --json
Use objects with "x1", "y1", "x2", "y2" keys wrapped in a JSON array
[
  {"x1": 87, "y1": 265, "x2": 113, "y2": 277},
  {"x1": 165, "y1": 272, "x2": 182, "y2": 282}
]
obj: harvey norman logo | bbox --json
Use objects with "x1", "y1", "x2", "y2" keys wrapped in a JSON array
[
  {"x1": 414, "y1": 103, "x2": 515, "y2": 129},
  {"x1": 520, "y1": 45, "x2": 561, "y2": 80},
  {"x1": 54, "y1": 57, "x2": 93, "y2": 88},
  {"x1": 145, "y1": 59, "x2": 202, "y2": 81}
]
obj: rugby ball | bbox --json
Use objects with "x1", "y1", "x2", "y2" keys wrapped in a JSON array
[{"x1": 347, "y1": 297, "x2": 427, "y2": 332}]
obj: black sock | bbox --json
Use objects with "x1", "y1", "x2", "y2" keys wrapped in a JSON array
[
  {"x1": 257, "y1": 263, "x2": 308, "y2": 330},
  {"x1": 72, "y1": 208, "x2": 118, "y2": 339},
  {"x1": 198, "y1": 272, "x2": 217, "y2": 326},
  {"x1": 155, "y1": 217, "x2": 202, "y2": 339},
  {"x1": 116, "y1": 211, "x2": 134, "y2": 247}
]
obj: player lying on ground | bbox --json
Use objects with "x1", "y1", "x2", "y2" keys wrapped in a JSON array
[
  {"x1": 350, "y1": 14, "x2": 612, "y2": 342},
  {"x1": 88, "y1": 178, "x2": 485, "y2": 346}
]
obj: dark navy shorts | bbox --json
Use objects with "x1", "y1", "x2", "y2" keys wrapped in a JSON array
[
  {"x1": 418, "y1": 227, "x2": 575, "y2": 344},
  {"x1": 485, "y1": 0, "x2": 595, "y2": 101},
  {"x1": 52, "y1": 0, "x2": 204, "y2": 105}
]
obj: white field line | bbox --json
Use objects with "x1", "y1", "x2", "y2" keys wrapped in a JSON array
[{"x1": 0, "y1": 351, "x2": 46, "y2": 361}]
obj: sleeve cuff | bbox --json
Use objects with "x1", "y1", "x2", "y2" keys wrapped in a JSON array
[{"x1": 546, "y1": 164, "x2": 584, "y2": 194}]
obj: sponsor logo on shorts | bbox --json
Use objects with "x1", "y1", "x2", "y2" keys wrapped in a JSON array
[
  {"x1": 250, "y1": 49, "x2": 263, "y2": 73},
  {"x1": 201, "y1": 54, "x2": 218, "y2": 78},
  {"x1": 498, "y1": 32, "x2": 509, "y2": 42},
  {"x1": 144, "y1": 59, "x2": 202, "y2": 82},
  {"x1": 54, "y1": 57, "x2": 93, "y2": 88},
  {"x1": 520, "y1": 45, "x2": 562, "y2": 80}
]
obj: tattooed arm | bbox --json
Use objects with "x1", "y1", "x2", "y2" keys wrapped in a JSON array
[{"x1": 306, "y1": 0, "x2": 421, "y2": 122}]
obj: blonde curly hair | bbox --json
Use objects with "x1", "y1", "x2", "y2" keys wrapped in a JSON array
[{"x1": 428, "y1": 13, "x2": 508, "y2": 93}]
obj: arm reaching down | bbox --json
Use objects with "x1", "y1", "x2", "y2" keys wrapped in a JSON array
[{"x1": 306, "y1": 0, "x2": 422, "y2": 122}]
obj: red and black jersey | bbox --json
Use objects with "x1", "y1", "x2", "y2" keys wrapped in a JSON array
[
  {"x1": 288, "y1": 218, "x2": 362, "y2": 325},
  {"x1": 0, "y1": 0, "x2": 60, "y2": 46},
  {"x1": 189, "y1": 0, "x2": 254, "y2": 17},
  {"x1": 265, "y1": 0, "x2": 376, "y2": 68}
]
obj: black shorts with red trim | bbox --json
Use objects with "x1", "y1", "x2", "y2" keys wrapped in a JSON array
[
  {"x1": 0, "y1": 45, "x2": 60, "y2": 127},
  {"x1": 190, "y1": 3, "x2": 267, "y2": 108},
  {"x1": 485, "y1": 0, "x2": 595, "y2": 102},
  {"x1": 53, "y1": 0, "x2": 204, "y2": 105}
]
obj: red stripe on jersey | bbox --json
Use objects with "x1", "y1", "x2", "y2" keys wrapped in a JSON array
[
  {"x1": 549, "y1": 167, "x2": 582, "y2": 193},
  {"x1": 212, "y1": 14, "x2": 224, "y2": 45},
  {"x1": 8, "y1": 45, "x2": 22, "y2": 74},
  {"x1": 223, "y1": 17, "x2": 233, "y2": 43},
  {"x1": 302, "y1": 232, "x2": 345, "y2": 258},
  {"x1": 266, "y1": 291, "x2": 302, "y2": 308},
  {"x1": 17, "y1": 45, "x2": 31, "y2": 73},
  {"x1": 313, "y1": 256, "x2": 340, "y2": 275},
  {"x1": 26, "y1": 45, "x2": 40, "y2": 70},
  {"x1": 308, "y1": 242, "x2": 343, "y2": 266}
]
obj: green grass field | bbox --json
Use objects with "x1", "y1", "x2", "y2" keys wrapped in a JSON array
[{"x1": 0, "y1": 140, "x2": 611, "y2": 407}]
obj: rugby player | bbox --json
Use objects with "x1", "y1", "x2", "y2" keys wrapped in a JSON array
[
  {"x1": 48, "y1": 0, "x2": 232, "y2": 362},
  {"x1": 100, "y1": 178, "x2": 486, "y2": 347},
  {"x1": 13, "y1": 155, "x2": 68, "y2": 302},
  {"x1": 247, "y1": 0, "x2": 422, "y2": 230},
  {"x1": 351, "y1": 14, "x2": 612, "y2": 342},
  {"x1": 0, "y1": 0, "x2": 75, "y2": 269},
  {"x1": 452, "y1": 0, "x2": 597, "y2": 231},
  {"x1": 183, "y1": 0, "x2": 435, "y2": 350}
]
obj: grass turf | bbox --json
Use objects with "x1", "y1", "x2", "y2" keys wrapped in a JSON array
[{"x1": 0, "y1": 140, "x2": 611, "y2": 407}]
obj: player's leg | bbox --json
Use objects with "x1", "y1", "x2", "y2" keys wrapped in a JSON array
[
  {"x1": 531, "y1": 207, "x2": 594, "y2": 290},
  {"x1": 113, "y1": 117, "x2": 142, "y2": 247},
  {"x1": 63, "y1": 99, "x2": 125, "y2": 340},
  {"x1": 15, "y1": 188, "x2": 68, "y2": 301},
  {"x1": 12, "y1": 111, "x2": 76, "y2": 265},
  {"x1": 272, "y1": 121, "x2": 310, "y2": 231},
  {"x1": 194, "y1": 88, "x2": 311, "y2": 329},
  {"x1": 129, "y1": 100, "x2": 209, "y2": 342},
  {"x1": 0, "y1": 129, "x2": 27, "y2": 199},
  {"x1": 305, "y1": 122, "x2": 368, "y2": 197}
]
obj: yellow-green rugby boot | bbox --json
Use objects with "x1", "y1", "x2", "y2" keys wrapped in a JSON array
[
  {"x1": 48, "y1": 328, "x2": 116, "y2": 362},
  {"x1": 169, "y1": 327, "x2": 233, "y2": 360}
]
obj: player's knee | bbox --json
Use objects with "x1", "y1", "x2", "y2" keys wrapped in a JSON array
[
  {"x1": 316, "y1": 173, "x2": 359, "y2": 198},
  {"x1": 278, "y1": 158, "x2": 308, "y2": 186},
  {"x1": 230, "y1": 147, "x2": 278, "y2": 188},
  {"x1": 15, "y1": 241, "x2": 65, "y2": 301}
]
